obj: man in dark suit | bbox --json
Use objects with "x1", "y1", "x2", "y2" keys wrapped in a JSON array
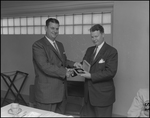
[
  {"x1": 79, "y1": 24, "x2": 118, "y2": 117},
  {"x1": 32, "y1": 18, "x2": 81, "y2": 113}
]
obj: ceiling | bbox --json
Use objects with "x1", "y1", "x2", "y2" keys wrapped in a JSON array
[
  {"x1": 1, "y1": 1, "x2": 66, "y2": 9},
  {"x1": 1, "y1": 1, "x2": 113, "y2": 17}
]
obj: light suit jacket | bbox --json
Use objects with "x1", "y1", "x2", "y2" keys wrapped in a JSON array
[
  {"x1": 83, "y1": 42, "x2": 118, "y2": 106},
  {"x1": 128, "y1": 88, "x2": 149, "y2": 117},
  {"x1": 32, "y1": 37, "x2": 75, "y2": 103}
]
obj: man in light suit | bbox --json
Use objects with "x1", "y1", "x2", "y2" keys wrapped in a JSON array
[
  {"x1": 79, "y1": 24, "x2": 118, "y2": 117},
  {"x1": 32, "y1": 18, "x2": 81, "y2": 113}
]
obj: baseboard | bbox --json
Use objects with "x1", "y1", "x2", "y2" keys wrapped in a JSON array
[{"x1": 112, "y1": 114, "x2": 126, "y2": 117}]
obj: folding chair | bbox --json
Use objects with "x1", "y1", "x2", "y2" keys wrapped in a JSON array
[{"x1": 1, "y1": 70, "x2": 28, "y2": 106}]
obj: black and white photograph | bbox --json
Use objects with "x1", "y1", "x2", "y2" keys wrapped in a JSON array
[{"x1": 1, "y1": 1, "x2": 149, "y2": 117}]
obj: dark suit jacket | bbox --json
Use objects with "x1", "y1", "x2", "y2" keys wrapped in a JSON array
[
  {"x1": 32, "y1": 37, "x2": 75, "y2": 103},
  {"x1": 83, "y1": 42, "x2": 118, "y2": 106}
]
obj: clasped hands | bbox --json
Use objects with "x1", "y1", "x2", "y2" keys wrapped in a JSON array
[
  {"x1": 66, "y1": 62, "x2": 82, "y2": 78},
  {"x1": 66, "y1": 62, "x2": 91, "y2": 79}
]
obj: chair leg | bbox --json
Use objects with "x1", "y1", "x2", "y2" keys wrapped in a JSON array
[{"x1": 29, "y1": 85, "x2": 36, "y2": 107}]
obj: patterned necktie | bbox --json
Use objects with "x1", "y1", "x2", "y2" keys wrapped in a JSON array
[
  {"x1": 53, "y1": 41, "x2": 60, "y2": 55},
  {"x1": 92, "y1": 46, "x2": 98, "y2": 61}
]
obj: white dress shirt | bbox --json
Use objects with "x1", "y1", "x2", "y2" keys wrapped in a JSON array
[
  {"x1": 94, "y1": 41, "x2": 104, "y2": 59},
  {"x1": 45, "y1": 36, "x2": 56, "y2": 49}
]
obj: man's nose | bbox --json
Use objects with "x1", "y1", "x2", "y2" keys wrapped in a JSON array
[{"x1": 92, "y1": 38, "x2": 96, "y2": 41}]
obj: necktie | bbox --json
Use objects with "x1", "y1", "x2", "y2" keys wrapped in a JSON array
[
  {"x1": 53, "y1": 41, "x2": 60, "y2": 55},
  {"x1": 92, "y1": 46, "x2": 98, "y2": 61}
]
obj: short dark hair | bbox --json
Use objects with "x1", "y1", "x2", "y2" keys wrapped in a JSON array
[
  {"x1": 90, "y1": 24, "x2": 104, "y2": 33},
  {"x1": 46, "y1": 18, "x2": 59, "y2": 27}
]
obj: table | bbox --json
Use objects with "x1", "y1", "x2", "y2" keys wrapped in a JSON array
[
  {"x1": 1, "y1": 71, "x2": 28, "y2": 106},
  {"x1": 1, "y1": 103, "x2": 73, "y2": 117}
]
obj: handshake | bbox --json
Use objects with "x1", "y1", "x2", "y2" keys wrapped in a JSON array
[{"x1": 66, "y1": 62, "x2": 83, "y2": 78}]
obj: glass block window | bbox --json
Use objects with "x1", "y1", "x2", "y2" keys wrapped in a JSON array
[
  {"x1": 59, "y1": 26, "x2": 64, "y2": 34},
  {"x1": 83, "y1": 25, "x2": 91, "y2": 34},
  {"x1": 3, "y1": 27, "x2": 8, "y2": 34},
  {"x1": 21, "y1": 18, "x2": 27, "y2": 26},
  {"x1": 27, "y1": 17, "x2": 34, "y2": 26},
  {"x1": 27, "y1": 26, "x2": 34, "y2": 34},
  {"x1": 74, "y1": 15, "x2": 82, "y2": 24},
  {"x1": 34, "y1": 17, "x2": 41, "y2": 25},
  {"x1": 83, "y1": 14, "x2": 92, "y2": 24},
  {"x1": 34, "y1": 26, "x2": 41, "y2": 34},
  {"x1": 93, "y1": 13, "x2": 102, "y2": 24},
  {"x1": 57, "y1": 16, "x2": 64, "y2": 25},
  {"x1": 103, "y1": 13, "x2": 111, "y2": 23},
  {"x1": 8, "y1": 18, "x2": 14, "y2": 26},
  {"x1": 65, "y1": 26, "x2": 73, "y2": 34},
  {"x1": 8, "y1": 27, "x2": 14, "y2": 34},
  {"x1": 14, "y1": 27, "x2": 21, "y2": 34},
  {"x1": 3, "y1": 19, "x2": 8, "y2": 26},
  {"x1": 42, "y1": 16, "x2": 48, "y2": 25},
  {"x1": 42, "y1": 26, "x2": 45, "y2": 34},
  {"x1": 74, "y1": 26, "x2": 82, "y2": 34},
  {"x1": 103, "y1": 25, "x2": 111, "y2": 34},
  {"x1": 65, "y1": 15, "x2": 73, "y2": 25},
  {"x1": 14, "y1": 18, "x2": 20, "y2": 26},
  {"x1": 21, "y1": 27, "x2": 27, "y2": 34},
  {"x1": 1, "y1": 12, "x2": 112, "y2": 35}
]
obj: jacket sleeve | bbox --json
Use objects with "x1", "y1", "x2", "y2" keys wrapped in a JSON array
[{"x1": 63, "y1": 53, "x2": 75, "y2": 68}]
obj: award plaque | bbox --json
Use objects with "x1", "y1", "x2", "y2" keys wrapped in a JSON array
[
  {"x1": 71, "y1": 60, "x2": 90, "y2": 77},
  {"x1": 71, "y1": 68, "x2": 85, "y2": 77}
]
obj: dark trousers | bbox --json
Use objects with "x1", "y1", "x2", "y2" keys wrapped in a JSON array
[
  {"x1": 81, "y1": 93, "x2": 113, "y2": 117},
  {"x1": 35, "y1": 81, "x2": 67, "y2": 114},
  {"x1": 35, "y1": 100, "x2": 67, "y2": 114}
]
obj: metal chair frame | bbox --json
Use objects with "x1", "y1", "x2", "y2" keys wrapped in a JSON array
[{"x1": 1, "y1": 71, "x2": 28, "y2": 106}]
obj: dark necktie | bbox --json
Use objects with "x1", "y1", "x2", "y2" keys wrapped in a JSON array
[
  {"x1": 53, "y1": 42, "x2": 60, "y2": 55},
  {"x1": 92, "y1": 46, "x2": 98, "y2": 61}
]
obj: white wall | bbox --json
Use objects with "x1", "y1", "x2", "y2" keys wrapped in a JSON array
[{"x1": 112, "y1": 1, "x2": 149, "y2": 116}]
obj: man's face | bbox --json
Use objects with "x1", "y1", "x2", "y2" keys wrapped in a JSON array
[
  {"x1": 90, "y1": 30, "x2": 104, "y2": 46},
  {"x1": 45, "y1": 22, "x2": 59, "y2": 41}
]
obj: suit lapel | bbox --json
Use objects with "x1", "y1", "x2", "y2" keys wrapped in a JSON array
[
  {"x1": 55, "y1": 41, "x2": 64, "y2": 63},
  {"x1": 91, "y1": 42, "x2": 107, "y2": 66},
  {"x1": 43, "y1": 37, "x2": 64, "y2": 63}
]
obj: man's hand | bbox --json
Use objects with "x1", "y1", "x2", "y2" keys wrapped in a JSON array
[
  {"x1": 74, "y1": 62, "x2": 82, "y2": 68},
  {"x1": 79, "y1": 71, "x2": 91, "y2": 79},
  {"x1": 66, "y1": 68, "x2": 73, "y2": 78}
]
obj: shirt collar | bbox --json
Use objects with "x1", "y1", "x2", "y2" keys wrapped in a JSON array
[
  {"x1": 97, "y1": 41, "x2": 104, "y2": 50},
  {"x1": 45, "y1": 36, "x2": 55, "y2": 45}
]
